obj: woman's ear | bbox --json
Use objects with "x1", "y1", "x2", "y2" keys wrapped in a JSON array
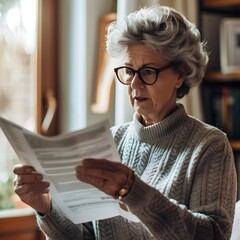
[
  {"x1": 175, "y1": 78, "x2": 184, "y2": 89},
  {"x1": 175, "y1": 63, "x2": 188, "y2": 88},
  {"x1": 175, "y1": 73, "x2": 184, "y2": 89}
]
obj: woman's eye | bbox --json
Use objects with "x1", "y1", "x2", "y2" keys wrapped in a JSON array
[
  {"x1": 141, "y1": 68, "x2": 155, "y2": 76},
  {"x1": 125, "y1": 69, "x2": 134, "y2": 76}
]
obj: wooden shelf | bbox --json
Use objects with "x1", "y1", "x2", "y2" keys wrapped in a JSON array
[
  {"x1": 230, "y1": 140, "x2": 240, "y2": 151},
  {"x1": 204, "y1": 72, "x2": 240, "y2": 82},
  {"x1": 202, "y1": 0, "x2": 240, "y2": 14},
  {"x1": 203, "y1": 0, "x2": 240, "y2": 8},
  {"x1": 199, "y1": 0, "x2": 240, "y2": 151}
]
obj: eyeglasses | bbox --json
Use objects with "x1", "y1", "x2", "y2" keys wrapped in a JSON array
[{"x1": 114, "y1": 63, "x2": 174, "y2": 85}]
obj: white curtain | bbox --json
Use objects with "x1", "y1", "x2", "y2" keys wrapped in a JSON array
[
  {"x1": 114, "y1": 0, "x2": 203, "y2": 125},
  {"x1": 114, "y1": 0, "x2": 138, "y2": 125}
]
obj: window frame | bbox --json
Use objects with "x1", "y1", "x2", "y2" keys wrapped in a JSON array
[{"x1": 37, "y1": 0, "x2": 59, "y2": 136}]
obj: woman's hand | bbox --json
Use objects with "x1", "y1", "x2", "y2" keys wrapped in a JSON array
[
  {"x1": 75, "y1": 158, "x2": 134, "y2": 199},
  {"x1": 13, "y1": 164, "x2": 51, "y2": 215}
]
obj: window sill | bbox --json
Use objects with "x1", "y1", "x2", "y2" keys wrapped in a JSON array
[{"x1": 0, "y1": 207, "x2": 34, "y2": 219}]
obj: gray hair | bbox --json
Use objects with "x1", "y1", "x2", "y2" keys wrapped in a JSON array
[{"x1": 106, "y1": 4, "x2": 209, "y2": 99}]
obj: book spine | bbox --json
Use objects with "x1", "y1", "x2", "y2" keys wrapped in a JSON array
[
  {"x1": 234, "y1": 151, "x2": 240, "y2": 200},
  {"x1": 230, "y1": 88, "x2": 240, "y2": 139}
]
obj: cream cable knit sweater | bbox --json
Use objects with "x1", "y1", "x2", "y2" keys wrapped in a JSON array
[{"x1": 37, "y1": 104, "x2": 237, "y2": 240}]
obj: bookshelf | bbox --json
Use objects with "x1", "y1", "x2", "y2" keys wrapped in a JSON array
[
  {"x1": 199, "y1": 0, "x2": 240, "y2": 152},
  {"x1": 231, "y1": 141, "x2": 240, "y2": 151},
  {"x1": 199, "y1": 0, "x2": 240, "y2": 199},
  {"x1": 202, "y1": 0, "x2": 240, "y2": 9}
]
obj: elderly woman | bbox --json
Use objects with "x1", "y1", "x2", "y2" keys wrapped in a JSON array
[{"x1": 13, "y1": 4, "x2": 237, "y2": 240}]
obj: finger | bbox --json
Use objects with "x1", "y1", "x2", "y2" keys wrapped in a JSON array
[
  {"x1": 76, "y1": 165, "x2": 127, "y2": 184},
  {"x1": 76, "y1": 166, "x2": 129, "y2": 196},
  {"x1": 77, "y1": 175, "x2": 106, "y2": 188},
  {"x1": 81, "y1": 158, "x2": 126, "y2": 172},
  {"x1": 76, "y1": 166, "x2": 105, "y2": 178},
  {"x1": 15, "y1": 181, "x2": 50, "y2": 195},
  {"x1": 13, "y1": 164, "x2": 36, "y2": 175},
  {"x1": 76, "y1": 166, "x2": 111, "y2": 189},
  {"x1": 16, "y1": 172, "x2": 44, "y2": 186},
  {"x1": 77, "y1": 174, "x2": 122, "y2": 197}
]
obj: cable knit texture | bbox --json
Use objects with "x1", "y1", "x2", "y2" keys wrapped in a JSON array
[{"x1": 36, "y1": 104, "x2": 237, "y2": 240}]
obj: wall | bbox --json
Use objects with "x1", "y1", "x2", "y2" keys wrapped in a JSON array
[{"x1": 58, "y1": 0, "x2": 115, "y2": 133}]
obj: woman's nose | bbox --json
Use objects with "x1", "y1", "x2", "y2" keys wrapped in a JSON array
[{"x1": 130, "y1": 74, "x2": 144, "y2": 89}]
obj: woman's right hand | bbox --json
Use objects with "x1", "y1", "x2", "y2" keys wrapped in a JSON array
[{"x1": 13, "y1": 164, "x2": 51, "y2": 215}]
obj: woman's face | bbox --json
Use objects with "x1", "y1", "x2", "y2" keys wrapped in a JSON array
[{"x1": 121, "y1": 44, "x2": 183, "y2": 126}]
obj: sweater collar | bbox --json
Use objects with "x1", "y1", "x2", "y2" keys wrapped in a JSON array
[{"x1": 132, "y1": 104, "x2": 188, "y2": 142}]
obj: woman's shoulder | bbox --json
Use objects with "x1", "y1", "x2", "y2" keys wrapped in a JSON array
[
  {"x1": 188, "y1": 115, "x2": 230, "y2": 145},
  {"x1": 110, "y1": 121, "x2": 132, "y2": 137},
  {"x1": 186, "y1": 116, "x2": 234, "y2": 167},
  {"x1": 110, "y1": 122, "x2": 134, "y2": 145}
]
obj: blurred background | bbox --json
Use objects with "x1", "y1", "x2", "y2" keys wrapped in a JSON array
[{"x1": 0, "y1": 0, "x2": 239, "y2": 239}]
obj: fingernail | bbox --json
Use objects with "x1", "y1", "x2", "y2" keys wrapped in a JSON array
[
  {"x1": 26, "y1": 168, "x2": 33, "y2": 173},
  {"x1": 82, "y1": 158, "x2": 89, "y2": 164},
  {"x1": 36, "y1": 175, "x2": 43, "y2": 181},
  {"x1": 76, "y1": 165, "x2": 83, "y2": 171},
  {"x1": 76, "y1": 174, "x2": 84, "y2": 181},
  {"x1": 44, "y1": 182, "x2": 50, "y2": 187}
]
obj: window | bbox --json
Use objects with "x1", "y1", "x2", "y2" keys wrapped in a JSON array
[
  {"x1": 0, "y1": 0, "x2": 59, "y2": 210},
  {"x1": 0, "y1": 0, "x2": 38, "y2": 209}
]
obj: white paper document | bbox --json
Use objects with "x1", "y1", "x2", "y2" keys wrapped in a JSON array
[{"x1": 0, "y1": 117, "x2": 139, "y2": 224}]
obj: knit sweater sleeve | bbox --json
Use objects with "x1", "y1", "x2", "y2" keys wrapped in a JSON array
[
  {"x1": 121, "y1": 131, "x2": 237, "y2": 240},
  {"x1": 36, "y1": 201, "x2": 95, "y2": 240}
]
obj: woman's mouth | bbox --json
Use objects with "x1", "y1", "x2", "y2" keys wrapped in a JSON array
[{"x1": 134, "y1": 96, "x2": 147, "y2": 102}]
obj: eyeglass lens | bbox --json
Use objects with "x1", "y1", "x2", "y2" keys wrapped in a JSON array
[{"x1": 117, "y1": 67, "x2": 157, "y2": 85}]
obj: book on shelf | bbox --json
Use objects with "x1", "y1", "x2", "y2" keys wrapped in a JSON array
[
  {"x1": 234, "y1": 151, "x2": 240, "y2": 201},
  {"x1": 201, "y1": 84, "x2": 240, "y2": 140}
]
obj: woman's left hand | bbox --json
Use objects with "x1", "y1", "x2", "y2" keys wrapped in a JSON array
[{"x1": 75, "y1": 158, "x2": 134, "y2": 198}]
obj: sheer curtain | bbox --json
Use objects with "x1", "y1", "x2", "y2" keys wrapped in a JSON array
[
  {"x1": 114, "y1": 0, "x2": 137, "y2": 125},
  {"x1": 114, "y1": 0, "x2": 203, "y2": 126}
]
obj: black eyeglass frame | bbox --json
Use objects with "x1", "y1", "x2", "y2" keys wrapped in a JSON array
[{"x1": 114, "y1": 63, "x2": 174, "y2": 85}]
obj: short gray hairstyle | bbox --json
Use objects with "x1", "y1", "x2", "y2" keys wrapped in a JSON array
[{"x1": 106, "y1": 4, "x2": 209, "y2": 99}]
